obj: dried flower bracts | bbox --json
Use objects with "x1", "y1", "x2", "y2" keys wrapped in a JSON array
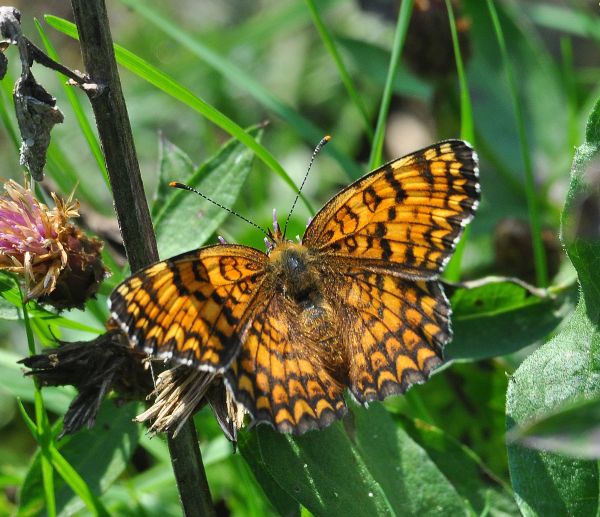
[{"x1": 0, "y1": 179, "x2": 106, "y2": 309}]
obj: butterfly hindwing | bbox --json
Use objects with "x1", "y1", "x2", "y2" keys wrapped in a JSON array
[
  {"x1": 329, "y1": 266, "x2": 450, "y2": 402},
  {"x1": 303, "y1": 140, "x2": 479, "y2": 278},
  {"x1": 226, "y1": 289, "x2": 347, "y2": 434},
  {"x1": 109, "y1": 244, "x2": 266, "y2": 372}
]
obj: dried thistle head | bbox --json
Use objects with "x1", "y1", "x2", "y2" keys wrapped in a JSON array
[{"x1": 0, "y1": 179, "x2": 107, "y2": 309}]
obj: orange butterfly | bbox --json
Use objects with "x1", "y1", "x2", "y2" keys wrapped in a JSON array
[{"x1": 109, "y1": 140, "x2": 479, "y2": 434}]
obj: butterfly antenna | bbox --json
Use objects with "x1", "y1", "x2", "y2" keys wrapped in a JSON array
[
  {"x1": 169, "y1": 182, "x2": 269, "y2": 238},
  {"x1": 283, "y1": 135, "x2": 331, "y2": 239}
]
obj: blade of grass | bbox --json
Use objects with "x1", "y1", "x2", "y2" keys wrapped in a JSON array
[
  {"x1": 561, "y1": 37, "x2": 579, "y2": 155},
  {"x1": 16, "y1": 398, "x2": 38, "y2": 437},
  {"x1": 0, "y1": 81, "x2": 19, "y2": 147},
  {"x1": 304, "y1": 0, "x2": 373, "y2": 141},
  {"x1": 30, "y1": 317, "x2": 60, "y2": 347},
  {"x1": 525, "y1": 3, "x2": 600, "y2": 43},
  {"x1": 202, "y1": 0, "x2": 339, "y2": 50},
  {"x1": 34, "y1": 19, "x2": 110, "y2": 189},
  {"x1": 112, "y1": 0, "x2": 362, "y2": 180},
  {"x1": 443, "y1": 0, "x2": 475, "y2": 282},
  {"x1": 368, "y1": 0, "x2": 414, "y2": 170},
  {"x1": 18, "y1": 400, "x2": 111, "y2": 516},
  {"x1": 20, "y1": 290, "x2": 57, "y2": 517},
  {"x1": 45, "y1": 15, "x2": 315, "y2": 215},
  {"x1": 47, "y1": 445, "x2": 110, "y2": 517},
  {"x1": 486, "y1": 0, "x2": 548, "y2": 287},
  {"x1": 446, "y1": 0, "x2": 474, "y2": 144}
]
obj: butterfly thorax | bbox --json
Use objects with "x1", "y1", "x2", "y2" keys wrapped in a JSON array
[{"x1": 267, "y1": 241, "x2": 322, "y2": 308}]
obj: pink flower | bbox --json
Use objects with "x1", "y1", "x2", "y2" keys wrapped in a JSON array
[{"x1": 0, "y1": 179, "x2": 106, "y2": 308}]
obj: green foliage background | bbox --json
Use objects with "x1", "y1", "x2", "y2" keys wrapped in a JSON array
[{"x1": 0, "y1": 1, "x2": 599, "y2": 515}]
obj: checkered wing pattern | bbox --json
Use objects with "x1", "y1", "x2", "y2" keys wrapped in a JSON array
[
  {"x1": 226, "y1": 290, "x2": 347, "y2": 434},
  {"x1": 109, "y1": 245, "x2": 267, "y2": 371},
  {"x1": 332, "y1": 267, "x2": 451, "y2": 402},
  {"x1": 303, "y1": 140, "x2": 479, "y2": 279}
]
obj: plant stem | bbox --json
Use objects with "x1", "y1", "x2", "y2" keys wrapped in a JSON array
[
  {"x1": 486, "y1": 0, "x2": 548, "y2": 287},
  {"x1": 24, "y1": 36, "x2": 88, "y2": 85},
  {"x1": 442, "y1": 0, "x2": 474, "y2": 282},
  {"x1": 304, "y1": 0, "x2": 373, "y2": 142},
  {"x1": 368, "y1": 0, "x2": 414, "y2": 170},
  {"x1": 68, "y1": 0, "x2": 215, "y2": 514}
]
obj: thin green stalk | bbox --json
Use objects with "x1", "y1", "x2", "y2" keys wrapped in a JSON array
[
  {"x1": 19, "y1": 276, "x2": 108, "y2": 515},
  {"x1": 486, "y1": 0, "x2": 548, "y2": 287},
  {"x1": 443, "y1": 0, "x2": 475, "y2": 282},
  {"x1": 20, "y1": 295, "x2": 57, "y2": 517},
  {"x1": 561, "y1": 37, "x2": 579, "y2": 154},
  {"x1": 34, "y1": 19, "x2": 111, "y2": 189},
  {"x1": 0, "y1": 81, "x2": 19, "y2": 147},
  {"x1": 304, "y1": 0, "x2": 373, "y2": 141},
  {"x1": 368, "y1": 0, "x2": 414, "y2": 170},
  {"x1": 17, "y1": 399, "x2": 110, "y2": 516},
  {"x1": 445, "y1": 0, "x2": 474, "y2": 144}
]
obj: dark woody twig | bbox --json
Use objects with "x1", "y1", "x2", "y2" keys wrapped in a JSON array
[
  {"x1": 24, "y1": 37, "x2": 89, "y2": 86},
  {"x1": 67, "y1": 0, "x2": 215, "y2": 515}
]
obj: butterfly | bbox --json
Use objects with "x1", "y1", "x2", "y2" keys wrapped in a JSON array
[{"x1": 109, "y1": 140, "x2": 479, "y2": 434}]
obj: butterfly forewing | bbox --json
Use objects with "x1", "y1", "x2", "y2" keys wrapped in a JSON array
[
  {"x1": 303, "y1": 140, "x2": 479, "y2": 278},
  {"x1": 109, "y1": 244, "x2": 267, "y2": 371}
]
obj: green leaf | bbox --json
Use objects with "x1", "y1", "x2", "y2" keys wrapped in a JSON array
[
  {"x1": 239, "y1": 456, "x2": 300, "y2": 517},
  {"x1": 447, "y1": 279, "x2": 575, "y2": 361},
  {"x1": 153, "y1": 127, "x2": 263, "y2": 258},
  {"x1": 506, "y1": 301, "x2": 599, "y2": 516},
  {"x1": 525, "y1": 4, "x2": 600, "y2": 42},
  {"x1": 509, "y1": 396, "x2": 600, "y2": 460},
  {"x1": 506, "y1": 98, "x2": 600, "y2": 516},
  {"x1": 19, "y1": 401, "x2": 142, "y2": 517},
  {"x1": 401, "y1": 416, "x2": 519, "y2": 516},
  {"x1": 240, "y1": 403, "x2": 469, "y2": 516},
  {"x1": 151, "y1": 134, "x2": 195, "y2": 219}
]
